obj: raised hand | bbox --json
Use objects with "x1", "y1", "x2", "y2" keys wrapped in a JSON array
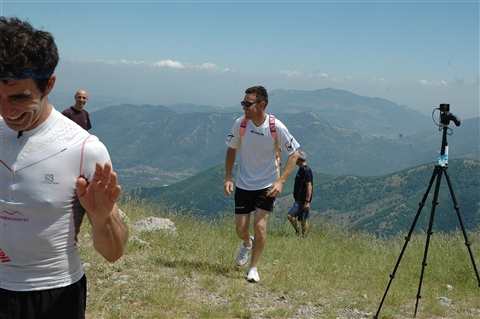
[{"x1": 76, "y1": 161, "x2": 121, "y2": 221}]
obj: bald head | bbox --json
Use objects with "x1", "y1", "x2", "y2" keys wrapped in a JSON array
[{"x1": 73, "y1": 89, "x2": 89, "y2": 110}]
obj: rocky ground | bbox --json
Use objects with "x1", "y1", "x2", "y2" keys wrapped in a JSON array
[{"x1": 101, "y1": 260, "x2": 479, "y2": 319}]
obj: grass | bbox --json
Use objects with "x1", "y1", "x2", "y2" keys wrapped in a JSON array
[{"x1": 79, "y1": 195, "x2": 480, "y2": 319}]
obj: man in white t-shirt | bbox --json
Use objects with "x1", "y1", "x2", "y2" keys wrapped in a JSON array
[
  {"x1": 224, "y1": 86, "x2": 300, "y2": 283},
  {"x1": 0, "y1": 17, "x2": 128, "y2": 318}
]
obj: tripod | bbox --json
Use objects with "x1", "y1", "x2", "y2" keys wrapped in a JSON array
[{"x1": 374, "y1": 105, "x2": 480, "y2": 318}]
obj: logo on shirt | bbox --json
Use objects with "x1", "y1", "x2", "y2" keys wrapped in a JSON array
[
  {"x1": 285, "y1": 138, "x2": 294, "y2": 152},
  {"x1": 250, "y1": 130, "x2": 265, "y2": 136},
  {"x1": 0, "y1": 210, "x2": 29, "y2": 222},
  {"x1": 226, "y1": 132, "x2": 234, "y2": 142},
  {"x1": 0, "y1": 248, "x2": 11, "y2": 263},
  {"x1": 43, "y1": 174, "x2": 60, "y2": 185}
]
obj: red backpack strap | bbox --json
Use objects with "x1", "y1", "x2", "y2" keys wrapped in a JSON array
[
  {"x1": 268, "y1": 115, "x2": 282, "y2": 174},
  {"x1": 237, "y1": 116, "x2": 248, "y2": 152},
  {"x1": 269, "y1": 115, "x2": 277, "y2": 140},
  {"x1": 239, "y1": 116, "x2": 248, "y2": 136}
]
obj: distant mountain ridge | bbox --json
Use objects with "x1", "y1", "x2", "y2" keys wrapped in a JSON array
[
  {"x1": 88, "y1": 88, "x2": 479, "y2": 190},
  {"x1": 167, "y1": 88, "x2": 433, "y2": 137},
  {"x1": 268, "y1": 88, "x2": 432, "y2": 137}
]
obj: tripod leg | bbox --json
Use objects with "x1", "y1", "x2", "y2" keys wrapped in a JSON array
[
  {"x1": 374, "y1": 167, "x2": 439, "y2": 319},
  {"x1": 414, "y1": 166, "x2": 443, "y2": 317},
  {"x1": 443, "y1": 167, "x2": 480, "y2": 286}
]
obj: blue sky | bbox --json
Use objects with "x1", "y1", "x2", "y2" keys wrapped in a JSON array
[{"x1": 1, "y1": 0, "x2": 478, "y2": 119}]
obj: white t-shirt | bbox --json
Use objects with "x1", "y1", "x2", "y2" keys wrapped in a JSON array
[
  {"x1": 0, "y1": 108, "x2": 111, "y2": 291},
  {"x1": 226, "y1": 115, "x2": 300, "y2": 190}
]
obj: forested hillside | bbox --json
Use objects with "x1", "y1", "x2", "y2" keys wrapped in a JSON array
[{"x1": 134, "y1": 159, "x2": 480, "y2": 237}]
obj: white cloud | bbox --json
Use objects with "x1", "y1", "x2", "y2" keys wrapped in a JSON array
[
  {"x1": 68, "y1": 58, "x2": 220, "y2": 70},
  {"x1": 419, "y1": 79, "x2": 448, "y2": 86},
  {"x1": 187, "y1": 62, "x2": 217, "y2": 70},
  {"x1": 120, "y1": 59, "x2": 147, "y2": 65},
  {"x1": 370, "y1": 77, "x2": 387, "y2": 84},
  {"x1": 344, "y1": 75, "x2": 387, "y2": 84},
  {"x1": 84, "y1": 58, "x2": 107, "y2": 64},
  {"x1": 306, "y1": 73, "x2": 329, "y2": 79},
  {"x1": 279, "y1": 70, "x2": 301, "y2": 77},
  {"x1": 151, "y1": 59, "x2": 186, "y2": 68},
  {"x1": 308, "y1": 72, "x2": 329, "y2": 78}
]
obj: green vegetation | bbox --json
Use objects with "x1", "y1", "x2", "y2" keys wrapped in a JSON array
[
  {"x1": 80, "y1": 195, "x2": 480, "y2": 318},
  {"x1": 134, "y1": 159, "x2": 480, "y2": 238}
]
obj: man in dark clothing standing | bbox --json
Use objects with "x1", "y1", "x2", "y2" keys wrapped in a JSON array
[
  {"x1": 287, "y1": 150, "x2": 313, "y2": 235},
  {"x1": 62, "y1": 89, "x2": 92, "y2": 130}
]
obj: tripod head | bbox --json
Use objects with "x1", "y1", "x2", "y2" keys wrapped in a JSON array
[{"x1": 438, "y1": 103, "x2": 461, "y2": 127}]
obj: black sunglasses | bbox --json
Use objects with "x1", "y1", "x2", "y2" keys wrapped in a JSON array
[{"x1": 241, "y1": 101, "x2": 260, "y2": 108}]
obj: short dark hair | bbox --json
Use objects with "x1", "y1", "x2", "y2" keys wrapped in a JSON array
[
  {"x1": 245, "y1": 86, "x2": 268, "y2": 108},
  {"x1": 0, "y1": 17, "x2": 59, "y2": 94}
]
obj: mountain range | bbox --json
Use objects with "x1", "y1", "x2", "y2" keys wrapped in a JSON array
[
  {"x1": 88, "y1": 88, "x2": 479, "y2": 190},
  {"x1": 81, "y1": 87, "x2": 479, "y2": 237}
]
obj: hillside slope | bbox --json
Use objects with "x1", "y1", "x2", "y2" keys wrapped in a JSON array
[{"x1": 135, "y1": 159, "x2": 480, "y2": 237}]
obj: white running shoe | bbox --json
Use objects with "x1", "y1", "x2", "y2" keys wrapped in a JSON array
[
  {"x1": 236, "y1": 236, "x2": 254, "y2": 266},
  {"x1": 247, "y1": 267, "x2": 260, "y2": 283}
]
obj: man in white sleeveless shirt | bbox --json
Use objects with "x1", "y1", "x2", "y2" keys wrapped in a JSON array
[{"x1": 0, "y1": 17, "x2": 128, "y2": 319}]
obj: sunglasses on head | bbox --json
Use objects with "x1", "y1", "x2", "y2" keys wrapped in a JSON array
[{"x1": 241, "y1": 101, "x2": 260, "y2": 108}]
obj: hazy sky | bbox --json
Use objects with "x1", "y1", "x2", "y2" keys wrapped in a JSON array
[{"x1": 1, "y1": 0, "x2": 479, "y2": 119}]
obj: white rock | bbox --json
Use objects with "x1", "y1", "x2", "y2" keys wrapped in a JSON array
[
  {"x1": 132, "y1": 216, "x2": 177, "y2": 235},
  {"x1": 438, "y1": 296, "x2": 452, "y2": 307}
]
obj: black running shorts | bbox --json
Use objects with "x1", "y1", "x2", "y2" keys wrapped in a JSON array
[
  {"x1": 234, "y1": 186, "x2": 276, "y2": 214},
  {"x1": 0, "y1": 274, "x2": 87, "y2": 319}
]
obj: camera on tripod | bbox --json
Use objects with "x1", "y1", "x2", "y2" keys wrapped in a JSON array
[
  {"x1": 375, "y1": 102, "x2": 479, "y2": 319},
  {"x1": 437, "y1": 103, "x2": 461, "y2": 127}
]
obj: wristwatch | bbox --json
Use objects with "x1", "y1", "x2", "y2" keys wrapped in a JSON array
[{"x1": 305, "y1": 200, "x2": 310, "y2": 203}]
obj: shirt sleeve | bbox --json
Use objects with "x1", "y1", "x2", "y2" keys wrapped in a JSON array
[
  {"x1": 225, "y1": 117, "x2": 242, "y2": 149},
  {"x1": 86, "y1": 112, "x2": 92, "y2": 131},
  {"x1": 62, "y1": 108, "x2": 72, "y2": 119},
  {"x1": 275, "y1": 119, "x2": 300, "y2": 156},
  {"x1": 80, "y1": 135, "x2": 111, "y2": 180},
  {"x1": 305, "y1": 167, "x2": 313, "y2": 183}
]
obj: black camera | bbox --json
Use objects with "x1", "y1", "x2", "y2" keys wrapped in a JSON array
[
  {"x1": 438, "y1": 103, "x2": 461, "y2": 127},
  {"x1": 439, "y1": 103, "x2": 450, "y2": 112}
]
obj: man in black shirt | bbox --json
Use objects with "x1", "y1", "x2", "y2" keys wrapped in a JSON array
[
  {"x1": 62, "y1": 89, "x2": 92, "y2": 130},
  {"x1": 287, "y1": 150, "x2": 313, "y2": 235}
]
